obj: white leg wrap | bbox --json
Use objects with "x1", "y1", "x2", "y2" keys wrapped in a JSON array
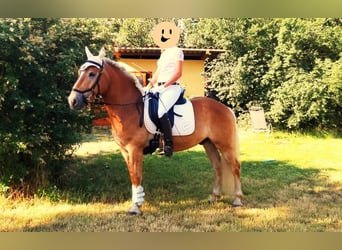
[{"x1": 132, "y1": 185, "x2": 145, "y2": 206}]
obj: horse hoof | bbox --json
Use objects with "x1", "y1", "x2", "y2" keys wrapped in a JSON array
[
  {"x1": 128, "y1": 210, "x2": 142, "y2": 215},
  {"x1": 232, "y1": 198, "x2": 243, "y2": 207},
  {"x1": 208, "y1": 194, "x2": 222, "y2": 204},
  {"x1": 128, "y1": 203, "x2": 142, "y2": 215}
]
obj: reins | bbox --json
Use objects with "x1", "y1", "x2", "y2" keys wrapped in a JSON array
[
  {"x1": 89, "y1": 97, "x2": 144, "y2": 128},
  {"x1": 88, "y1": 97, "x2": 143, "y2": 107}
]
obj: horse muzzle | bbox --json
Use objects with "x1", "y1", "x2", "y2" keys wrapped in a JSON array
[{"x1": 68, "y1": 91, "x2": 88, "y2": 110}]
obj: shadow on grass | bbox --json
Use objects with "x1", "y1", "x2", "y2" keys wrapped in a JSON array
[
  {"x1": 57, "y1": 150, "x2": 323, "y2": 206},
  {"x1": 15, "y1": 150, "x2": 342, "y2": 232}
]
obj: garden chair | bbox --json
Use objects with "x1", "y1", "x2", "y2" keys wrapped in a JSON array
[{"x1": 249, "y1": 106, "x2": 272, "y2": 140}]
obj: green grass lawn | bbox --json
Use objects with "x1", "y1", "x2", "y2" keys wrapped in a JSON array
[{"x1": 1, "y1": 128, "x2": 341, "y2": 232}]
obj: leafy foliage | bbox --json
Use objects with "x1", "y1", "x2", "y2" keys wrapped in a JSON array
[
  {"x1": 205, "y1": 19, "x2": 279, "y2": 113},
  {"x1": 204, "y1": 18, "x2": 342, "y2": 131},
  {"x1": 116, "y1": 18, "x2": 157, "y2": 47},
  {"x1": 0, "y1": 18, "x2": 111, "y2": 193}
]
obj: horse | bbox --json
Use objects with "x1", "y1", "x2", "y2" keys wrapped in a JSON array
[{"x1": 68, "y1": 47, "x2": 243, "y2": 215}]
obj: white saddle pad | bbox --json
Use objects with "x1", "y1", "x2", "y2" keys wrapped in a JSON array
[{"x1": 143, "y1": 97, "x2": 195, "y2": 136}]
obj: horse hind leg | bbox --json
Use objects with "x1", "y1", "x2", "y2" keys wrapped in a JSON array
[
  {"x1": 221, "y1": 149, "x2": 243, "y2": 207},
  {"x1": 202, "y1": 139, "x2": 223, "y2": 203}
]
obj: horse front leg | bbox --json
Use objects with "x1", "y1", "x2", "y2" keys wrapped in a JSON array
[{"x1": 121, "y1": 146, "x2": 145, "y2": 215}]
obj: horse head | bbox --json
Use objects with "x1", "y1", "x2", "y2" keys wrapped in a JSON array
[{"x1": 68, "y1": 47, "x2": 106, "y2": 110}]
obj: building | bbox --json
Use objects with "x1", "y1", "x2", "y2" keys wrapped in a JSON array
[
  {"x1": 92, "y1": 47, "x2": 225, "y2": 126},
  {"x1": 113, "y1": 47, "x2": 225, "y2": 98}
]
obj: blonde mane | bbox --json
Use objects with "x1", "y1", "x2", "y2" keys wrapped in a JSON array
[{"x1": 104, "y1": 58, "x2": 144, "y2": 96}]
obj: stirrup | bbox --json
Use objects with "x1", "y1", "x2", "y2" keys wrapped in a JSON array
[{"x1": 156, "y1": 147, "x2": 164, "y2": 155}]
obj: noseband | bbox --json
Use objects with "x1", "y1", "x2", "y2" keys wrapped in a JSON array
[{"x1": 72, "y1": 60, "x2": 104, "y2": 104}]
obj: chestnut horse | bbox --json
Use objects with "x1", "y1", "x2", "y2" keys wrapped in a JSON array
[{"x1": 68, "y1": 47, "x2": 243, "y2": 215}]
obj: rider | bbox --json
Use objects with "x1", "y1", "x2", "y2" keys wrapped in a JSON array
[{"x1": 144, "y1": 22, "x2": 184, "y2": 157}]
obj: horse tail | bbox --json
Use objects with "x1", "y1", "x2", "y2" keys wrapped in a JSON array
[{"x1": 221, "y1": 107, "x2": 240, "y2": 196}]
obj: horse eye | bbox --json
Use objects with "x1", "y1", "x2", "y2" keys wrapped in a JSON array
[{"x1": 88, "y1": 72, "x2": 96, "y2": 78}]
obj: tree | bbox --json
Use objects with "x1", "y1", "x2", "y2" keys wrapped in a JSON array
[
  {"x1": 0, "y1": 18, "x2": 113, "y2": 193},
  {"x1": 116, "y1": 18, "x2": 157, "y2": 47},
  {"x1": 204, "y1": 18, "x2": 342, "y2": 132},
  {"x1": 205, "y1": 18, "x2": 279, "y2": 113},
  {"x1": 116, "y1": 18, "x2": 188, "y2": 47},
  {"x1": 267, "y1": 18, "x2": 342, "y2": 131}
]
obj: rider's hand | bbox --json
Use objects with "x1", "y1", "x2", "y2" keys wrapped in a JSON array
[{"x1": 143, "y1": 86, "x2": 149, "y2": 93}]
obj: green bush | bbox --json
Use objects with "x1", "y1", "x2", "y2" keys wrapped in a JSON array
[
  {"x1": 205, "y1": 18, "x2": 342, "y2": 132},
  {"x1": 0, "y1": 18, "x2": 108, "y2": 193},
  {"x1": 270, "y1": 72, "x2": 329, "y2": 129}
]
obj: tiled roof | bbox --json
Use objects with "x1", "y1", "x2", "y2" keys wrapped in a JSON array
[{"x1": 113, "y1": 47, "x2": 226, "y2": 60}]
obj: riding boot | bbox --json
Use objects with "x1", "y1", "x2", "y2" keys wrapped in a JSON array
[{"x1": 159, "y1": 114, "x2": 173, "y2": 157}]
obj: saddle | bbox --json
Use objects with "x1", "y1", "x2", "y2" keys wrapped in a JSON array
[
  {"x1": 143, "y1": 88, "x2": 195, "y2": 154},
  {"x1": 146, "y1": 89, "x2": 186, "y2": 130}
]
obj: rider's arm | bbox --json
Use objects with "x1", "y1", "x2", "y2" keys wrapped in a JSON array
[{"x1": 146, "y1": 68, "x2": 160, "y2": 90}]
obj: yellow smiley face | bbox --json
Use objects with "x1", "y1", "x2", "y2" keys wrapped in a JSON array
[{"x1": 152, "y1": 22, "x2": 180, "y2": 49}]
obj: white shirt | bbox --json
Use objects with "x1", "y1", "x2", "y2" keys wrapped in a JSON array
[{"x1": 157, "y1": 46, "x2": 184, "y2": 83}]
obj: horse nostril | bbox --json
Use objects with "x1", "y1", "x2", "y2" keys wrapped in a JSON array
[
  {"x1": 68, "y1": 95, "x2": 77, "y2": 109},
  {"x1": 68, "y1": 92, "x2": 86, "y2": 110}
]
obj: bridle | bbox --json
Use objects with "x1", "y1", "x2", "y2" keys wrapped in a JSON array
[
  {"x1": 71, "y1": 59, "x2": 144, "y2": 127},
  {"x1": 72, "y1": 59, "x2": 104, "y2": 105}
]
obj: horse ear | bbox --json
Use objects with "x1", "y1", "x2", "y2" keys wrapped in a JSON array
[
  {"x1": 99, "y1": 47, "x2": 106, "y2": 60},
  {"x1": 85, "y1": 46, "x2": 93, "y2": 59}
]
